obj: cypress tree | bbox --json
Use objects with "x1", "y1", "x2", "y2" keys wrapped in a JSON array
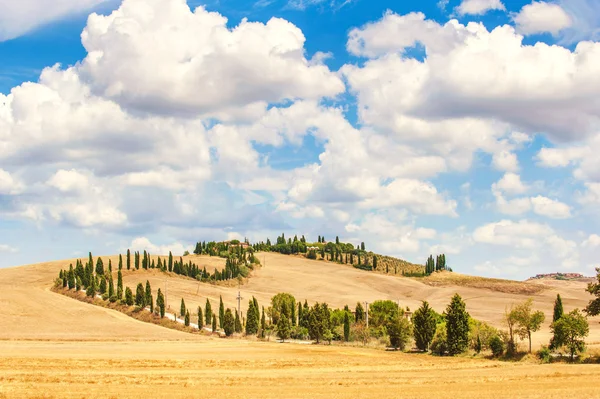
[
  {"x1": 205, "y1": 299, "x2": 213, "y2": 325},
  {"x1": 413, "y1": 301, "x2": 437, "y2": 351},
  {"x1": 373, "y1": 256, "x2": 378, "y2": 271},
  {"x1": 117, "y1": 270, "x2": 123, "y2": 300},
  {"x1": 99, "y1": 276, "x2": 107, "y2": 294},
  {"x1": 198, "y1": 306, "x2": 204, "y2": 329},
  {"x1": 145, "y1": 280, "x2": 152, "y2": 307},
  {"x1": 76, "y1": 276, "x2": 82, "y2": 291},
  {"x1": 298, "y1": 302, "x2": 303, "y2": 326},
  {"x1": 246, "y1": 301, "x2": 258, "y2": 335},
  {"x1": 219, "y1": 296, "x2": 225, "y2": 329},
  {"x1": 135, "y1": 283, "x2": 145, "y2": 308},
  {"x1": 446, "y1": 294, "x2": 470, "y2": 355},
  {"x1": 291, "y1": 299, "x2": 297, "y2": 326},
  {"x1": 180, "y1": 298, "x2": 186, "y2": 317},
  {"x1": 223, "y1": 309, "x2": 235, "y2": 336},
  {"x1": 355, "y1": 302, "x2": 365, "y2": 323},
  {"x1": 125, "y1": 287, "x2": 134, "y2": 306},
  {"x1": 96, "y1": 257, "x2": 104, "y2": 276},
  {"x1": 185, "y1": 310, "x2": 190, "y2": 326},
  {"x1": 234, "y1": 311, "x2": 242, "y2": 333},
  {"x1": 260, "y1": 307, "x2": 266, "y2": 338},
  {"x1": 149, "y1": 294, "x2": 154, "y2": 313},
  {"x1": 212, "y1": 314, "x2": 217, "y2": 332},
  {"x1": 126, "y1": 249, "x2": 131, "y2": 270},
  {"x1": 119, "y1": 254, "x2": 123, "y2": 270},
  {"x1": 86, "y1": 275, "x2": 96, "y2": 297},
  {"x1": 62, "y1": 273, "x2": 68, "y2": 288},
  {"x1": 277, "y1": 303, "x2": 291, "y2": 342},
  {"x1": 68, "y1": 265, "x2": 75, "y2": 289},
  {"x1": 343, "y1": 312, "x2": 350, "y2": 342},
  {"x1": 168, "y1": 252, "x2": 173, "y2": 272},
  {"x1": 553, "y1": 294, "x2": 564, "y2": 322},
  {"x1": 108, "y1": 259, "x2": 112, "y2": 273},
  {"x1": 156, "y1": 289, "x2": 165, "y2": 318}
]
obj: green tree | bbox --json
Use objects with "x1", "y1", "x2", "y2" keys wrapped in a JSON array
[
  {"x1": 212, "y1": 314, "x2": 217, "y2": 332},
  {"x1": 117, "y1": 270, "x2": 123, "y2": 300},
  {"x1": 387, "y1": 314, "x2": 412, "y2": 350},
  {"x1": 108, "y1": 275, "x2": 114, "y2": 298},
  {"x1": 585, "y1": 267, "x2": 600, "y2": 316},
  {"x1": 99, "y1": 276, "x2": 107, "y2": 294},
  {"x1": 551, "y1": 309, "x2": 589, "y2": 361},
  {"x1": 95, "y1": 257, "x2": 104, "y2": 276},
  {"x1": 180, "y1": 298, "x2": 186, "y2": 317},
  {"x1": 246, "y1": 300, "x2": 259, "y2": 335},
  {"x1": 343, "y1": 312, "x2": 350, "y2": 342},
  {"x1": 156, "y1": 289, "x2": 165, "y2": 318},
  {"x1": 234, "y1": 311, "x2": 242, "y2": 333},
  {"x1": 205, "y1": 299, "x2": 213, "y2": 326},
  {"x1": 76, "y1": 276, "x2": 82, "y2": 291},
  {"x1": 369, "y1": 300, "x2": 400, "y2": 328},
  {"x1": 197, "y1": 306, "x2": 204, "y2": 329},
  {"x1": 413, "y1": 301, "x2": 437, "y2": 351},
  {"x1": 86, "y1": 275, "x2": 96, "y2": 297},
  {"x1": 126, "y1": 249, "x2": 131, "y2": 270},
  {"x1": 260, "y1": 307, "x2": 266, "y2": 339},
  {"x1": 553, "y1": 294, "x2": 564, "y2": 322},
  {"x1": 355, "y1": 302, "x2": 365, "y2": 323},
  {"x1": 446, "y1": 294, "x2": 470, "y2": 355},
  {"x1": 270, "y1": 293, "x2": 296, "y2": 325},
  {"x1": 119, "y1": 254, "x2": 123, "y2": 270},
  {"x1": 277, "y1": 302, "x2": 291, "y2": 342},
  {"x1": 145, "y1": 280, "x2": 152, "y2": 308},
  {"x1": 67, "y1": 265, "x2": 75, "y2": 289},
  {"x1": 125, "y1": 287, "x2": 134, "y2": 306},
  {"x1": 219, "y1": 296, "x2": 225, "y2": 329},
  {"x1": 135, "y1": 283, "x2": 145, "y2": 308},
  {"x1": 308, "y1": 302, "x2": 330, "y2": 344},
  {"x1": 373, "y1": 256, "x2": 378, "y2": 271},
  {"x1": 223, "y1": 309, "x2": 235, "y2": 336},
  {"x1": 185, "y1": 310, "x2": 190, "y2": 326},
  {"x1": 512, "y1": 299, "x2": 545, "y2": 353}
]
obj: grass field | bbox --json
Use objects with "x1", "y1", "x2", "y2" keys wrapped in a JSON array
[{"x1": 1, "y1": 252, "x2": 599, "y2": 398}]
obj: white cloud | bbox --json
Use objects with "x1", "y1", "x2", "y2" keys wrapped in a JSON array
[
  {"x1": 530, "y1": 195, "x2": 571, "y2": 219},
  {"x1": 79, "y1": 0, "x2": 344, "y2": 117},
  {"x1": 0, "y1": 244, "x2": 18, "y2": 253},
  {"x1": 473, "y1": 219, "x2": 553, "y2": 248},
  {"x1": 492, "y1": 150, "x2": 519, "y2": 172},
  {"x1": 0, "y1": 0, "x2": 105, "y2": 42},
  {"x1": 456, "y1": 0, "x2": 505, "y2": 16},
  {"x1": 493, "y1": 173, "x2": 528, "y2": 195},
  {"x1": 0, "y1": 169, "x2": 24, "y2": 195},
  {"x1": 47, "y1": 169, "x2": 90, "y2": 193},
  {"x1": 513, "y1": 1, "x2": 572, "y2": 36},
  {"x1": 128, "y1": 237, "x2": 190, "y2": 256},
  {"x1": 582, "y1": 234, "x2": 600, "y2": 247}
]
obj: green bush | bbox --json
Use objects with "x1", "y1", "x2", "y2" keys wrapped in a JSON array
[
  {"x1": 537, "y1": 345, "x2": 551, "y2": 363},
  {"x1": 489, "y1": 335, "x2": 505, "y2": 357}
]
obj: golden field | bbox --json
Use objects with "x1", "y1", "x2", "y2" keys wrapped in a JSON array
[{"x1": 1, "y1": 252, "x2": 599, "y2": 398}]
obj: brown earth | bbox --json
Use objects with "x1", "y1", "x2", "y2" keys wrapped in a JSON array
[{"x1": 1, "y1": 252, "x2": 599, "y2": 398}]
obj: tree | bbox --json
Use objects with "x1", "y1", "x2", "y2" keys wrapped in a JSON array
[
  {"x1": 413, "y1": 301, "x2": 437, "y2": 351},
  {"x1": 504, "y1": 305, "x2": 518, "y2": 355},
  {"x1": 277, "y1": 303, "x2": 291, "y2": 342},
  {"x1": 96, "y1": 257, "x2": 104, "y2": 276},
  {"x1": 185, "y1": 310, "x2": 190, "y2": 326},
  {"x1": 125, "y1": 287, "x2": 134, "y2": 306},
  {"x1": 387, "y1": 314, "x2": 412, "y2": 350},
  {"x1": 553, "y1": 294, "x2": 564, "y2": 322},
  {"x1": 67, "y1": 265, "x2": 75, "y2": 289},
  {"x1": 205, "y1": 299, "x2": 213, "y2": 326},
  {"x1": 234, "y1": 311, "x2": 242, "y2": 333},
  {"x1": 117, "y1": 271, "x2": 123, "y2": 300},
  {"x1": 197, "y1": 306, "x2": 204, "y2": 329},
  {"x1": 135, "y1": 283, "x2": 145, "y2": 308},
  {"x1": 260, "y1": 307, "x2": 266, "y2": 339},
  {"x1": 585, "y1": 267, "x2": 600, "y2": 316},
  {"x1": 99, "y1": 276, "x2": 107, "y2": 294},
  {"x1": 343, "y1": 312, "x2": 350, "y2": 342},
  {"x1": 446, "y1": 294, "x2": 470, "y2": 355},
  {"x1": 86, "y1": 275, "x2": 96, "y2": 298},
  {"x1": 119, "y1": 254, "x2": 123, "y2": 271},
  {"x1": 551, "y1": 309, "x2": 589, "y2": 361},
  {"x1": 219, "y1": 296, "x2": 225, "y2": 329},
  {"x1": 108, "y1": 275, "x2": 114, "y2": 297},
  {"x1": 168, "y1": 251, "x2": 173, "y2": 273},
  {"x1": 361, "y1": 242, "x2": 365, "y2": 251},
  {"x1": 355, "y1": 302, "x2": 365, "y2": 323},
  {"x1": 212, "y1": 314, "x2": 217, "y2": 332},
  {"x1": 512, "y1": 299, "x2": 545, "y2": 353},
  {"x1": 126, "y1": 249, "x2": 131, "y2": 270},
  {"x1": 76, "y1": 276, "x2": 82, "y2": 291},
  {"x1": 145, "y1": 280, "x2": 152, "y2": 308},
  {"x1": 223, "y1": 309, "x2": 235, "y2": 336},
  {"x1": 373, "y1": 256, "x2": 378, "y2": 271},
  {"x1": 308, "y1": 302, "x2": 330, "y2": 344},
  {"x1": 270, "y1": 293, "x2": 296, "y2": 325},
  {"x1": 180, "y1": 298, "x2": 186, "y2": 317},
  {"x1": 156, "y1": 289, "x2": 165, "y2": 318},
  {"x1": 246, "y1": 300, "x2": 259, "y2": 335}
]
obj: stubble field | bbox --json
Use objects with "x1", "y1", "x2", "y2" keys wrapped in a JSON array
[{"x1": 1, "y1": 252, "x2": 599, "y2": 398}]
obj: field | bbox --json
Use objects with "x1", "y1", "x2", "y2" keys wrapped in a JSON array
[{"x1": 1, "y1": 252, "x2": 599, "y2": 398}]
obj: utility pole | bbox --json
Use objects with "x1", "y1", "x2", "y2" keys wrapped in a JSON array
[
  {"x1": 364, "y1": 301, "x2": 369, "y2": 328},
  {"x1": 236, "y1": 282, "x2": 243, "y2": 319}
]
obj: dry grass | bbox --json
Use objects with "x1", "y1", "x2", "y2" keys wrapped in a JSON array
[
  {"x1": 2, "y1": 252, "x2": 600, "y2": 398},
  {"x1": 422, "y1": 271, "x2": 546, "y2": 295}
]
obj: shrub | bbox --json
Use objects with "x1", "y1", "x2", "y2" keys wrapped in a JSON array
[
  {"x1": 109, "y1": 295, "x2": 117, "y2": 303},
  {"x1": 538, "y1": 345, "x2": 551, "y2": 363},
  {"x1": 430, "y1": 323, "x2": 448, "y2": 355},
  {"x1": 490, "y1": 335, "x2": 505, "y2": 357},
  {"x1": 101, "y1": 293, "x2": 109, "y2": 301}
]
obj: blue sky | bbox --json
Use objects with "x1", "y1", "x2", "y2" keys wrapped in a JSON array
[{"x1": 1, "y1": 0, "x2": 600, "y2": 279}]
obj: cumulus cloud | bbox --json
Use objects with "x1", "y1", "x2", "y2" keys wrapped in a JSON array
[
  {"x1": 0, "y1": 169, "x2": 24, "y2": 195},
  {"x1": 79, "y1": 0, "x2": 344, "y2": 117},
  {"x1": 456, "y1": 0, "x2": 506, "y2": 15},
  {"x1": 0, "y1": 0, "x2": 105, "y2": 42},
  {"x1": 513, "y1": 1, "x2": 572, "y2": 36},
  {"x1": 530, "y1": 195, "x2": 571, "y2": 219},
  {"x1": 492, "y1": 173, "x2": 528, "y2": 195},
  {"x1": 0, "y1": 244, "x2": 18, "y2": 253},
  {"x1": 128, "y1": 237, "x2": 191, "y2": 256}
]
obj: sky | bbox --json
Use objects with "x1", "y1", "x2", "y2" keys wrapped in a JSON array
[{"x1": 1, "y1": 0, "x2": 600, "y2": 279}]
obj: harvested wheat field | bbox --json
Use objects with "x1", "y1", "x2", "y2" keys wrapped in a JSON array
[{"x1": 1, "y1": 253, "x2": 600, "y2": 398}]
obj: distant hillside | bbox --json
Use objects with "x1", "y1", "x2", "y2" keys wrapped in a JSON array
[{"x1": 528, "y1": 272, "x2": 592, "y2": 282}]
